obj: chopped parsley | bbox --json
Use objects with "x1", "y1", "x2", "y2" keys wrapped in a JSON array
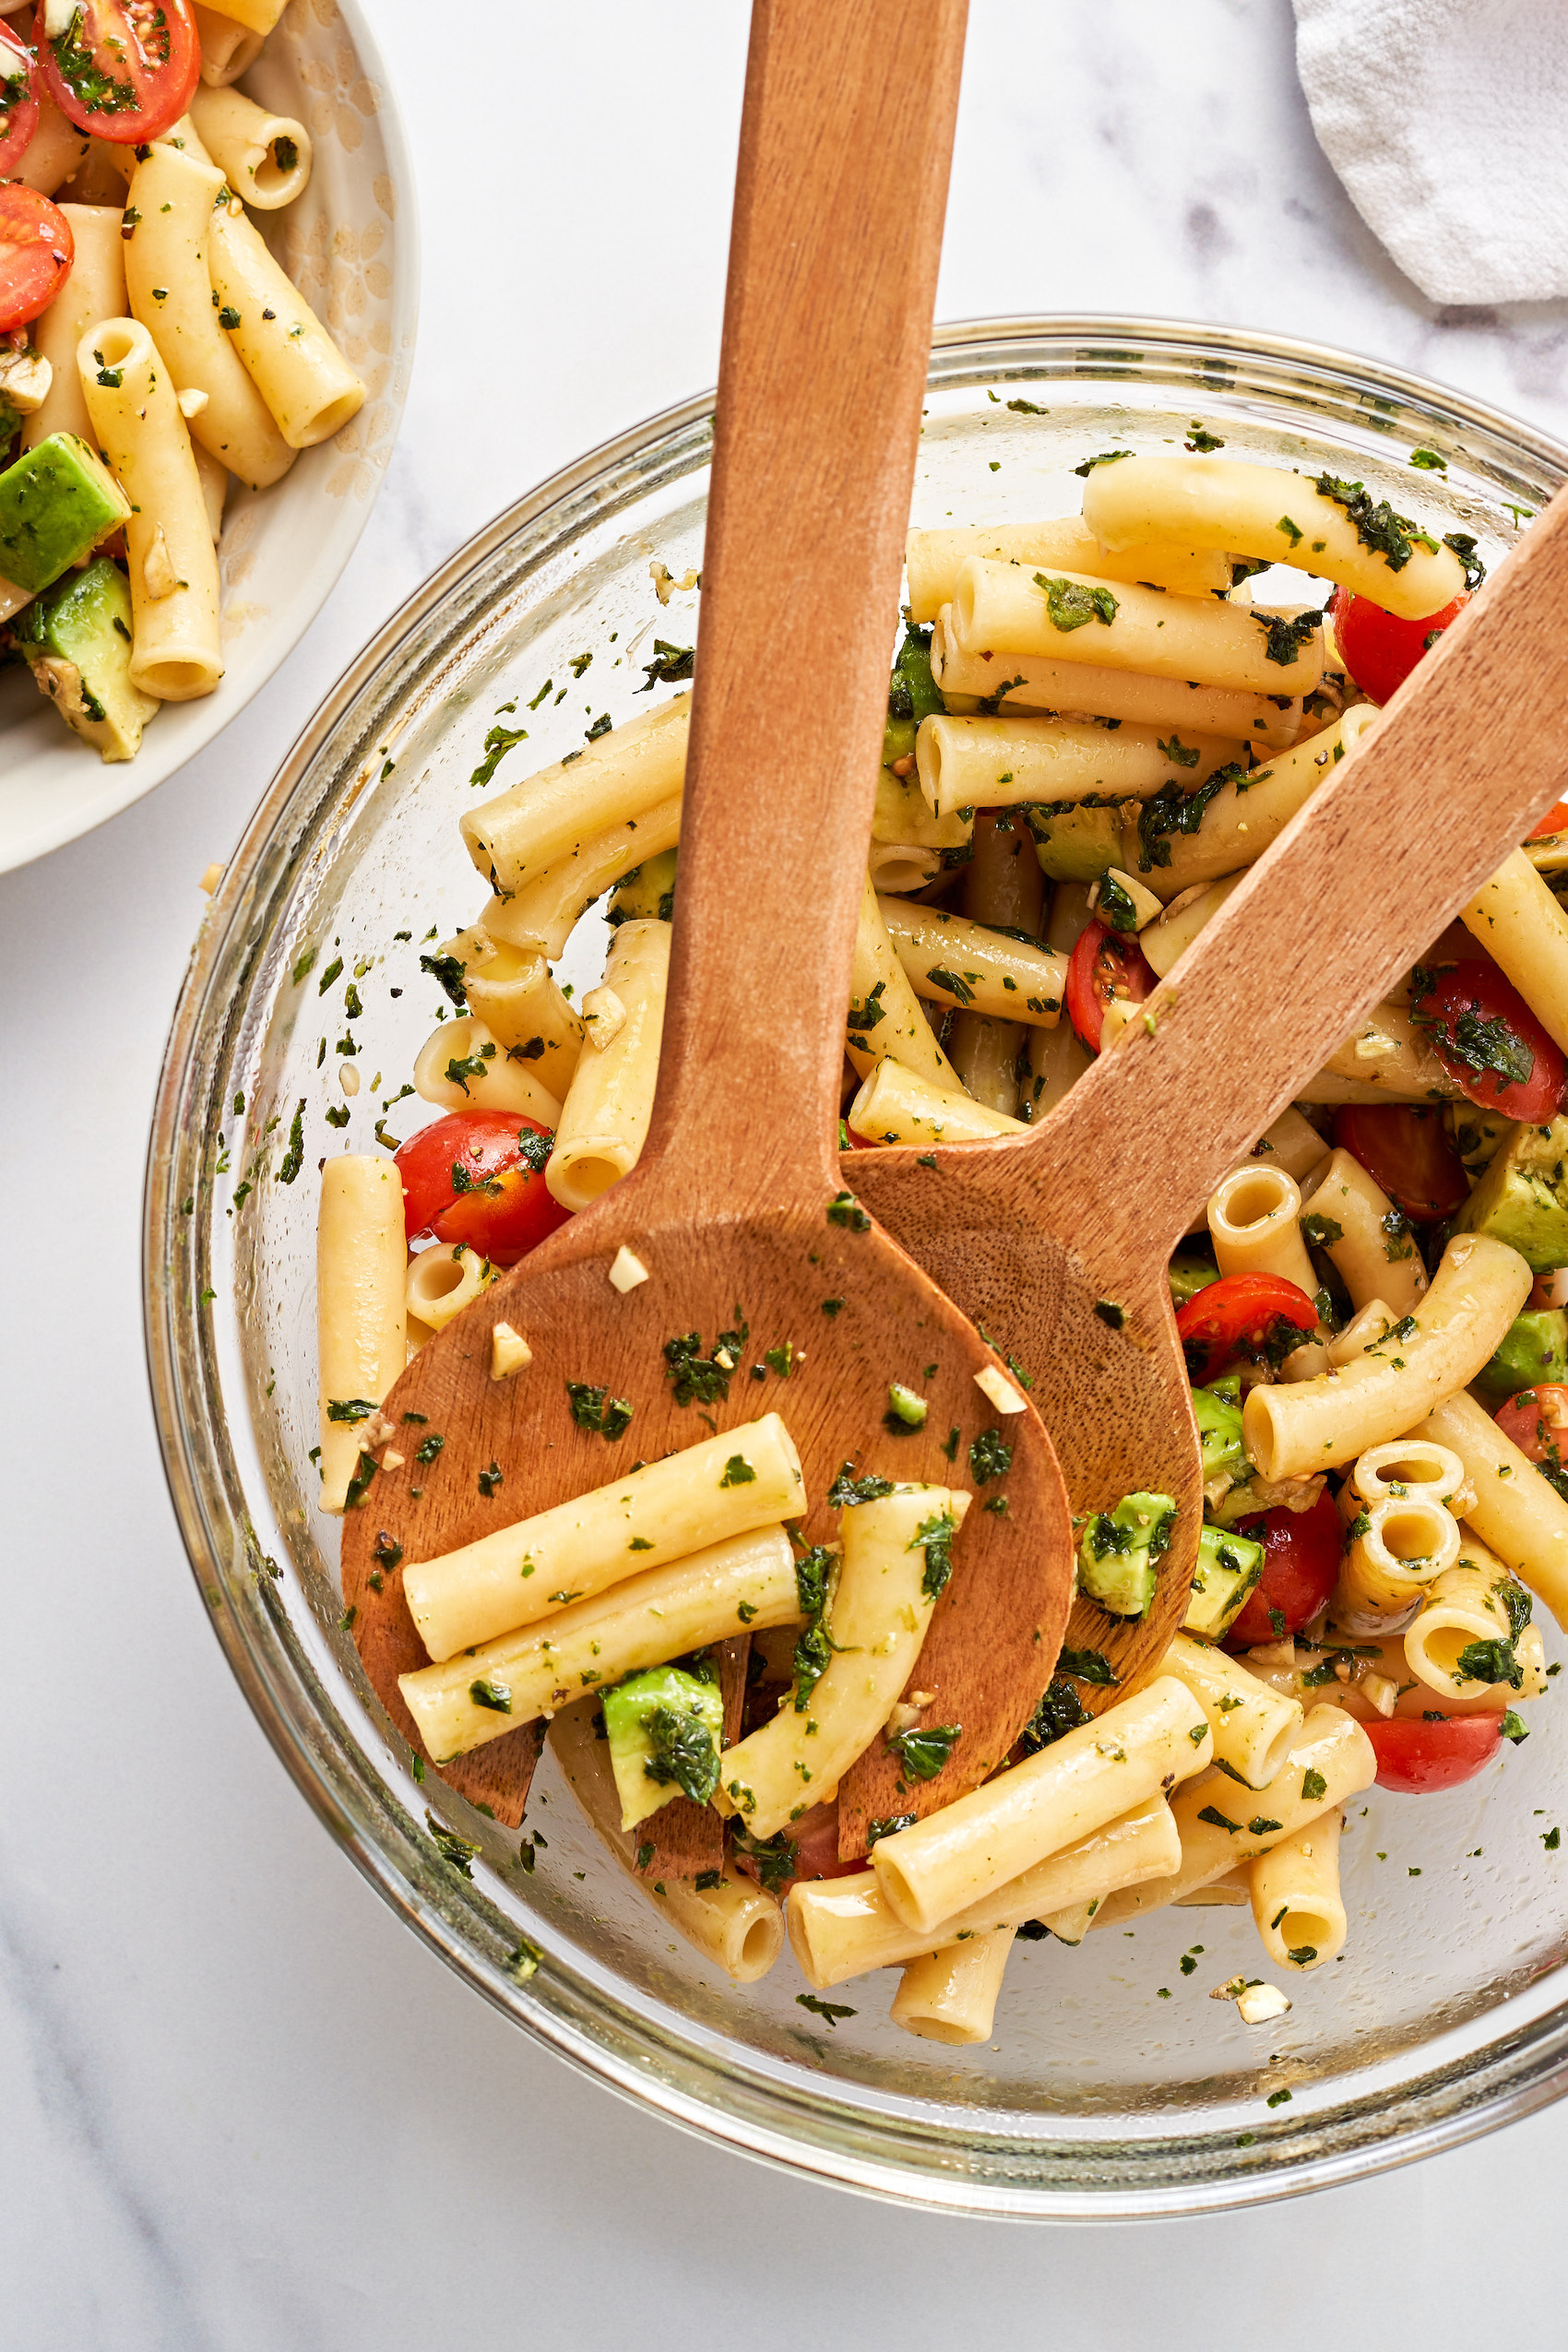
[
  {"x1": 1314, "y1": 472, "x2": 1433, "y2": 573},
  {"x1": 826, "y1": 1189, "x2": 872, "y2": 1230},
  {"x1": 425, "y1": 1812, "x2": 480, "y2": 1877},
  {"x1": 469, "y1": 1677, "x2": 512, "y2": 1713},
  {"x1": 565, "y1": 1383, "x2": 634, "y2": 1440},
  {"x1": 1072, "y1": 449, "x2": 1133, "y2": 477},
  {"x1": 644, "y1": 1704, "x2": 722, "y2": 1804},
  {"x1": 719, "y1": 1454, "x2": 756, "y2": 1488},
  {"x1": 828, "y1": 1463, "x2": 896, "y2": 1507},
  {"x1": 663, "y1": 1322, "x2": 748, "y2": 1406},
  {"x1": 910, "y1": 1508, "x2": 959, "y2": 1599},
  {"x1": 796, "y1": 1993, "x2": 856, "y2": 2027},
  {"x1": 1058, "y1": 1645, "x2": 1119, "y2": 1685},
  {"x1": 276, "y1": 1100, "x2": 306, "y2": 1184},
  {"x1": 886, "y1": 1723, "x2": 961, "y2": 1780},
  {"x1": 1034, "y1": 571, "x2": 1119, "y2": 632},
  {"x1": 865, "y1": 1814, "x2": 916, "y2": 1849},
  {"x1": 1018, "y1": 1676, "x2": 1091, "y2": 1753},
  {"x1": 419, "y1": 951, "x2": 468, "y2": 1009},
  {"x1": 968, "y1": 1427, "x2": 1012, "y2": 1483},
  {"x1": 1256, "y1": 608, "x2": 1322, "y2": 667},
  {"x1": 469, "y1": 720, "x2": 529, "y2": 789},
  {"x1": 637, "y1": 638, "x2": 694, "y2": 689}
]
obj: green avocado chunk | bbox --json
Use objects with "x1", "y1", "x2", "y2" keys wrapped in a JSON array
[
  {"x1": 1078, "y1": 1489, "x2": 1177, "y2": 1619},
  {"x1": 1474, "y1": 1307, "x2": 1568, "y2": 1403},
  {"x1": 0, "y1": 433, "x2": 131, "y2": 596},
  {"x1": 1027, "y1": 799, "x2": 1128, "y2": 883},
  {"x1": 15, "y1": 558, "x2": 158, "y2": 762},
  {"x1": 1193, "y1": 1374, "x2": 1249, "y2": 1480},
  {"x1": 601, "y1": 1662, "x2": 724, "y2": 1832},
  {"x1": 1183, "y1": 1523, "x2": 1265, "y2": 1639},
  {"x1": 1169, "y1": 1247, "x2": 1220, "y2": 1306},
  {"x1": 1454, "y1": 1114, "x2": 1568, "y2": 1271}
]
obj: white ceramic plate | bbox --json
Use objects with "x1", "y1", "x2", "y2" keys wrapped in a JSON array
[{"x1": 0, "y1": 0, "x2": 418, "y2": 873}]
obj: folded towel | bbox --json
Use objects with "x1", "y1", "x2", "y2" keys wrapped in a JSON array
[{"x1": 1292, "y1": 0, "x2": 1568, "y2": 305}]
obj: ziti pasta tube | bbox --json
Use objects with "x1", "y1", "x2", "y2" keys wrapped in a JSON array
[
  {"x1": 950, "y1": 556, "x2": 1325, "y2": 697},
  {"x1": 1418, "y1": 1388, "x2": 1568, "y2": 1626},
  {"x1": 1159, "y1": 1634, "x2": 1302, "y2": 1789},
  {"x1": 1301, "y1": 1146, "x2": 1430, "y2": 1318},
  {"x1": 122, "y1": 142, "x2": 295, "y2": 488},
  {"x1": 1250, "y1": 1813, "x2": 1347, "y2": 1972},
  {"x1": 1092, "y1": 1706, "x2": 1376, "y2": 1925},
  {"x1": 930, "y1": 611, "x2": 1304, "y2": 750},
  {"x1": 876, "y1": 896, "x2": 1064, "y2": 1026},
  {"x1": 714, "y1": 1484, "x2": 972, "y2": 1843},
  {"x1": 847, "y1": 1058, "x2": 1025, "y2": 1146},
  {"x1": 871, "y1": 1677, "x2": 1212, "y2": 1936},
  {"x1": 891, "y1": 1929, "x2": 1015, "y2": 2046},
  {"x1": 316, "y1": 1155, "x2": 407, "y2": 1515},
  {"x1": 403, "y1": 1412, "x2": 805, "y2": 1658},
  {"x1": 847, "y1": 875, "x2": 967, "y2": 1090},
  {"x1": 399, "y1": 1527, "x2": 801, "y2": 1760},
  {"x1": 905, "y1": 516, "x2": 1232, "y2": 621},
  {"x1": 914, "y1": 712, "x2": 1243, "y2": 820},
  {"x1": 24, "y1": 205, "x2": 125, "y2": 450},
  {"x1": 208, "y1": 196, "x2": 366, "y2": 449},
  {"x1": 79, "y1": 319, "x2": 222, "y2": 701},
  {"x1": 787, "y1": 1796, "x2": 1179, "y2": 1990},
  {"x1": 189, "y1": 82, "x2": 312, "y2": 208},
  {"x1": 1082, "y1": 452, "x2": 1473, "y2": 620},
  {"x1": 545, "y1": 918, "x2": 669, "y2": 1213},
  {"x1": 1133, "y1": 704, "x2": 1380, "y2": 903},
  {"x1": 463, "y1": 693, "x2": 689, "y2": 897},
  {"x1": 1241, "y1": 1233, "x2": 1532, "y2": 1481},
  {"x1": 1460, "y1": 848, "x2": 1568, "y2": 1057}
]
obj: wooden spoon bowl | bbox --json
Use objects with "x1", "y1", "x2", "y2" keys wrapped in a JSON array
[{"x1": 342, "y1": 0, "x2": 1076, "y2": 1871}]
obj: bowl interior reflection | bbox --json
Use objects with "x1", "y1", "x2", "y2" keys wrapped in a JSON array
[{"x1": 148, "y1": 320, "x2": 1568, "y2": 2215}]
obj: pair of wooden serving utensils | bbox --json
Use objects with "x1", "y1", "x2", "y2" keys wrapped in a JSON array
[{"x1": 344, "y1": 0, "x2": 1568, "y2": 1871}]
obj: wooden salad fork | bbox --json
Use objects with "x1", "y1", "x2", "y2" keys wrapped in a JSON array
[
  {"x1": 849, "y1": 493, "x2": 1568, "y2": 1720},
  {"x1": 342, "y1": 0, "x2": 1080, "y2": 1870}
]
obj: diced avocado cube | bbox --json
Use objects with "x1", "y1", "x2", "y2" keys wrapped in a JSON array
[
  {"x1": 601, "y1": 1662, "x2": 724, "y2": 1832},
  {"x1": 1170, "y1": 1247, "x2": 1220, "y2": 1306},
  {"x1": 1027, "y1": 800, "x2": 1129, "y2": 884},
  {"x1": 1473, "y1": 1307, "x2": 1568, "y2": 1403},
  {"x1": 0, "y1": 433, "x2": 131, "y2": 596},
  {"x1": 14, "y1": 558, "x2": 157, "y2": 762},
  {"x1": 1078, "y1": 1489, "x2": 1177, "y2": 1619},
  {"x1": 607, "y1": 847, "x2": 677, "y2": 927},
  {"x1": 1454, "y1": 1114, "x2": 1568, "y2": 1271},
  {"x1": 1194, "y1": 1375, "x2": 1249, "y2": 1480},
  {"x1": 1184, "y1": 1523, "x2": 1265, "y2": 1640}
]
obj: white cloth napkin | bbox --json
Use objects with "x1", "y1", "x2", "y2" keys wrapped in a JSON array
[{"x1": 1292, "y1": 0, "x2": 1568, "y2": 305}]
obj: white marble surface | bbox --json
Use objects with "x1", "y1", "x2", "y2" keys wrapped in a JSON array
[{"x1": 6, "y1": 4, "x2": 1568, "y2": 2343}]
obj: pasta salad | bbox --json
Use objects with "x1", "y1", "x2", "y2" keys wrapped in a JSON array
[
  {"x1": 306, "y1": 436, "x2": 1568, "y2": 2049},
  {"x1": 0, "y1": 0, "x2": 362, "y2": 761}
]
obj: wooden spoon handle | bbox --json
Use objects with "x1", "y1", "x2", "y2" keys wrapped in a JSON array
[
  {"x1": 1044, "y1": 487, "x2": 1568, "y2": 1265},
  {"x1": 632, "y1": 0, "x2": 968, "y2": 1218}
]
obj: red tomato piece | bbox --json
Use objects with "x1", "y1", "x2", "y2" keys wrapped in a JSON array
[
  {"x1": 1493, "y1": 1384, "x2": 1568, "y2": 1463},
  {"x1": 0, "y1": 20, "x2": 41, "y2": 174},
  {"x1": 1224, "y1": 1488, "x2": 1344, "y2": 1647},
  {"x1": 0, "y1": 183, "x2": 71, "y2": 333},
  {"x1": 393, "y1": 1111, "x2": 570, "y2": 1268},
  {"x1": 1174, "y1": 1272, "x2": 1318, "y2": 1386},
  {"x1": 732, "y1": 1799, "x2": 860, "y2": 1896},
  {"x1": 1332, "y1": 1104, "x2": 1468, "y2": 1222},
  {"x1": 34, "y1": 0, "x2": 198, "y2": 142},
  {"x1": 1362, "y1": 1712, "x2": 1502, "y2": 1795},
  {"x1": 1529, "y1": 802, "x2": 1568, "y2": 841},
  {"x1": 1065, "y1": 918, "x2": 1156, "y2": 1053},
  {"x1": 1327, "y1": 581, "x2": 1467, "y2": 707},
  {"x1": 1410, "y1": 958, "x2": 1566, "y2": 1122},
  {"x1": 1530, "y1": 1270, "x2": 1568, "y2": 1310}
]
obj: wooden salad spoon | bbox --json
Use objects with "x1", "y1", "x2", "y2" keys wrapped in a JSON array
[
  {"x1": 845, "y1": 489, "x2": 1568, "y2": 1823},
  {"x1": 341, "y1": 0, "x2": 1079, "y2": 1871}
]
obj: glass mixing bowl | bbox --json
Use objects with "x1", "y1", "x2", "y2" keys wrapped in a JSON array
[{"x1": 148, "y1": 319, "x2": 1568, "y2": 2215}]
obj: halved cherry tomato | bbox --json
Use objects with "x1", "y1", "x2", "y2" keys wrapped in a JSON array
[
  {"x1": 1362, "y1": 1712, "x2": 1502, "y2": 1795},
  {"x1": 1410, "y1": 957, "x2": 1566, "y2": 1122},
  {"x1": 1174, "y1": 1272, "x2": 1318, "y2": 1385},
  {"x1": 34, "y1": 0, "x2": 198, "y2": 143},
  {"x1": 1529, "y1": 802, "x2": 1568, "y2": 840},
  {"x1": 1065, "y1": 918, "x2": 1156, "y2": 1053},
  {"x1": 1224, "y1": 1488, "x2": 1344, "y2": 1647},
  {"x1": 0, "y1": 183, "x2": 71, "y2": 333},
  {"x1": 1332, "y1": 1104, "x2": 1468, "y2": 1222},
  {"x1": 393, "y1": 1110, "x2": 570, "y2": 1267},
  {"x1": 0, "y1": 20, "x2": 41, "y2": 173},
  {"x1": 1493, "y1": 1384, "x2": 1568, "y2": 1463},
  {"x1": 1327, "y1": 581, "x2": 1467, "y2": 707}
]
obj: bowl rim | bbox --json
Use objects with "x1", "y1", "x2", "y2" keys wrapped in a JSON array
[
  {"x1": 1, "y1": 0, "x2": 422, "y2": 876},
  {"x1": 147, "y1": 314, "x2": 1568, "y2": 2218}
]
